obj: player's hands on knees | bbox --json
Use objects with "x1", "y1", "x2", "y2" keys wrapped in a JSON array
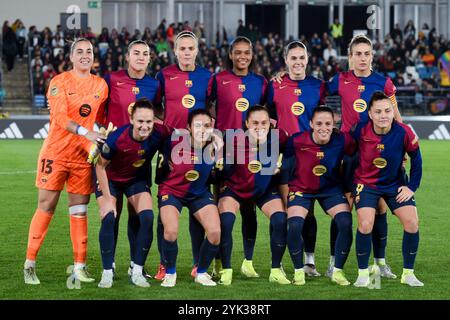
[
  {"x1": 396, "y1": 186, "x2": 414, "y2": 203},
  {"x1": 271, "y1": 71, "x2": 286, "y2": 84},
  {"x1": 85, "y1": 130, "x2": 107, "y2": 145}
]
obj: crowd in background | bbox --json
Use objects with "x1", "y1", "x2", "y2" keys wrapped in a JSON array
[{"x1": 1, "y1": 18, "x2": 450, "y2": 99}]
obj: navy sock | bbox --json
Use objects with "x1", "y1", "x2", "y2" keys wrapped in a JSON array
[
  {"x1": 99, "y1": 212, "x2": 115, "y2": 270},
  {"x1": 112, "y1": 197, "x2": 123, "y2": 259},
  {"x1": 270, "y1": 212, "x2": 287, "y2": 268},
  {"x1": 330, "y1": 218, "x2": 338, "y2": 256},
  {"x1": 402, "y1": 230, "x2": 419, "y2": 269},
  {"x1": 241, "y1": 202, "x2": 257, "y2": 260},
  {"x1": 356, "y1": 230, "x2": 372, "y2": 269},
  {"x1": 372, "y1": 213, "x2": 388, "y2": 259},
  {"x1": 189, "y1": 213, "x2": 205, "y2": 266},
  {"x1": 333, "y1": 212, "x2": 353, "y2": 269},
  {"x1": 134, "y1": 210, "x2": 154, "y2": 266},
  {"x1": 157, "y1": 214, "x2": 164, "y2": 264},
  {"x1": 219, "y1": 212, "x2": 235, "y2": 269},
  {"x1": 287, "y1": 216, "x2": 305, "y2": 269},
  {"x1": 302, "y1": 214, "x2": 317, "y2": 255},
  {"x1": 197, "y1": 238, "x2": 220, "y2": 273},
  {"x1": 162, "y1": 238, "x2": 178, "y2": 274},
  {"x1": 127, "y1": 212, "x2": 140, "y2": 263}
]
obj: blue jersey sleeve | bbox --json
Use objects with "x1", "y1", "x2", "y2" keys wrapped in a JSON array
[
  {"x1": 407, "y1": 148, "x2": 422, "y2": 192},
  {"x1": 326, "y1": 74, "x2": 339, "y2": 96}
]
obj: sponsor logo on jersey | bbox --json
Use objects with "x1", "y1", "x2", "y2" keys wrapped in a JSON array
[
  {"x1": 235, "y1": 97, "x2": 249, "y2": 112},
  {"x1": 312, "y1": 164, "x2": 327, "y2": 176},
  {"x1": 185, "y1": 80, "x2": 193, "y2": 88},
  {"x1": 353, "y1": 99, "x2": 367, "y2": 113},
  {"x1": 248, "y1": 160, "x2": 262, "y2": 173},
  {"x1": 79, "y1": 104, "x2": 92, "y2": 117},
  {"x1": 291, "y1": 102, "x2": 305, "y2": 116},
  {"x1": 185, "y1": 170, "x2": 200, "y2": 181},
  {"x1": 238, "y1": 84, "x2": 246, "y2": 92},
  {"x1": 132, "y1": 86, "x2": 140, "y2": 95},
  {"x1": 182, "y1": 94, "x2": 196, "y2": 108},
  {"x1": 132, "y1": 159, "x2": 146, "y2": 167},
  {"x1": 373, "y1": 157, "x2": 387, "y2": 169}
]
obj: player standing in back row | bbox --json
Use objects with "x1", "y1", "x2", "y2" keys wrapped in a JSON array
[{"x1": 24, "y1": 38, "x2": 108, "y2": 285}]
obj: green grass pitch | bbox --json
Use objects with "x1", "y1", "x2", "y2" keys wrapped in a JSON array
[{"x1": 0, "y1": 140, "x2": 449, "y2": 300}]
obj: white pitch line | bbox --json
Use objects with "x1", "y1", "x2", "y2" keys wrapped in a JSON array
[{"x1": 0, "y1": 170, "x2": 36, "y2": 175}]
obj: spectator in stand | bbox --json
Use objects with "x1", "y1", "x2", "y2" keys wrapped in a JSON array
[
  {"x1": 156, "y1": 35, "x2": 170, "y2": 56},
  {"x1": 391, "y1": 23, "x2": 403, "y2": 42},
  {"x1": 323, "y1": 42, "x2": 338, "y2": 62},
  {"x1": 16, "y1": 20, "x2": 27, "y2": 60},
  {"x1": 2, "y1": 21, "x2": 18, "y2": 71},
  {"x1": 404, "y1": 20, "x2": 416, "y2": 39},
  {"x1": 422, "y1": 47, "x2": 436, "y2": 66},
  {"x1": 236, "y1": 19, "x2": 246, "y2": 37},
  {"x1": 157, "y1": 19, "x2": 167, "y2": 38}
]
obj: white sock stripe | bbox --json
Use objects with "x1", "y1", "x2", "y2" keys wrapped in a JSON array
[{"x1": 69, "y1": 205, "x2": 88, "y2": 215}]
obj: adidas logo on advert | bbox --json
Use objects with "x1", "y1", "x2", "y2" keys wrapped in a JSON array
[
  {"x1": 0, "y1": 122, "x2": 23, "y2": 139},
  {"x1": 33, "y1": 123, "x2": 50, "y2": 139},
  {"x1": 428, "y1": 124, "x2": 450, "y2": 140}
]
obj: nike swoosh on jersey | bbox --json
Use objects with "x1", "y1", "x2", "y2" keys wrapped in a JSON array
[
  {"x1": 344, "y1": 81, "x2": 352, "y2": 84},
  {"x1": 117, "y1": 82, "x2": 125, "y2": 85},
  {"x1": 222, "y1": 80, "x2": 232, "y2": 85},
  {"x1": 279, "y1": 85, "x2": 287, "y2": 89},
  {"x1": 300, "y1": 147, "x2": 310, "y2": 151},
  {"x1": 170, "y1": 76, "x2": 179, "y2": 80}
]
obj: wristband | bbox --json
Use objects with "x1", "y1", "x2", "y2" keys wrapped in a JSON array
[{"x1": 76, "y1": 125, "x2": 89, "y2": 136}]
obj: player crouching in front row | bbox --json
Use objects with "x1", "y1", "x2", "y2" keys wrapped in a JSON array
[
  {"x1": 95, "y1": 99, "x2": 171, "y2": 288},
  {"x1": 352, "y1": 92, "x2": 423, "y2": 287},
  {"x1": 284, "y1": 106, "x2": 355, "y2": 286},
  {"x1": 157, "y1": 109, "x2": 223, "y2": 287}
]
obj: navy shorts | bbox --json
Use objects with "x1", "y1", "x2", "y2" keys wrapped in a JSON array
[
  {"x1": 279, "y1": 156, "x2": 295, "y2": 185},
  {"x1": 342, "y1": 152, "x2": 358, "y2": 193},
  {"x1": 353, "y1": 184, "x2": 416, "y2": 212},
  {"x1": 95, "y1": 178, "x2": 150, "y2": 199},
  {"x1": 158, "y1": 192, "x2": 216, "y2": 215},
  {"x1": 287, "y1": 191, "x2": 348, "y2": 213},
  {"x1": 219, "y1": 185, "x2": 281, "y2": 209}
]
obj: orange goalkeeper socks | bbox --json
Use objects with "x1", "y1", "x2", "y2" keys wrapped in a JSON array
[
  {"x1": 26, "y1": 208, "x2": 54, "y2": 261},
  {"x1": 70, "y1": 215, "x2": 88, "y2": 264}
]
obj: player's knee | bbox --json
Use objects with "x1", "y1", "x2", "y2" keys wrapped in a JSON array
[
  {"x1": 38, "y1": 198, "x2": 57, "y2": 213},
  {"x1": 164, "y1": 229, "x2": 178, "y2": 242},
  {"x1": 207, "y1": 228, "x2": 221, "y2": 245},
  {"x1": 358, "y1": 219, "x2": 374, "y2": 234},
  {"x1": 69, "y1": 204, "x2": 88, "y2": 216},
  {"x1": 335, "y1": 212, "x2": 352, "y2": 231},
  {"x1": 403, "y1": 217, "x2": 419, "y2": 233}
]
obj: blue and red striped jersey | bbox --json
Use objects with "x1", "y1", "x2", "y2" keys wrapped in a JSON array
[
  {"x1": 158, "y1": 134, "x2": 216, "y2": 199},
  {"x1": 352, "y1": 120, "x2": 422, "y2": 193},
  {"x1": 157, "y1": 64, "x2": 212, "y2": 129},
  {"x1": 101, "y1": 123, "x2": 171, "y2": 183},
  {"x1": 101, "y1": 70, "x2": 161, "y2": 127},
  {"x1": 267, "y1": 75, "x2": 326, "y2": 136},
  {"x1": 210, "y1": 70, "x2": 267, "y2": 131},
  {"x1": 327, "y1": 71, "x2": 396, "y2": 132},
  {"x1": 222, "y1": 129, "x2": 288, "y2": 199},
  {"x1": 285, "y1": 130, "x2": 356, "y2": 194}
]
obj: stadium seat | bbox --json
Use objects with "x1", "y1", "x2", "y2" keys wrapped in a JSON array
[{"x1": 33, "y1": 94, "x2": 46, "y2": 108}]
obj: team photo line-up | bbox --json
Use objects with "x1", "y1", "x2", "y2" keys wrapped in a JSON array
[{"x1": 23, "y1": 30, "x2": 423, "y2": 289}]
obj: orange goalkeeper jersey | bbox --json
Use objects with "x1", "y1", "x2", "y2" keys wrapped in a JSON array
[{"x1": 42, "y1": 71, "x2": 108, "y2": 165}]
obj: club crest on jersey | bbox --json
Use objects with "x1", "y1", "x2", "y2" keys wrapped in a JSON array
[
  {"x1": 94, "y1": 91, "x2": 101, "y2": 99},
  {"x1": 235, "y1": 97, "x2": 249, "y2": 112},
  {"x1": 358, "y1": 85, "x2": 365, "y2": 92},
  {"x1": 132, "y1": 159, "x2": 146, "y2": 168},
  {"x1": 132, "y1": 86, "x2": 140, "y2": 95},
  {"x1": 50, "y1": 86, "x2": 58, "y2": 96},
  {"x1": 316, "y1": 152, "x2": 324, "y2": 159},
  {"x1": 185, "y1": 170, "x2": 200, "y2": 181},
  {"x1": 185, "y1": 80, "x2": 193, "y2": 88},
  {"x1": 182, "y1": 94, "x2": 196, "y2": 108},
  {"x1": 312, "y1": 164, "x2": 327, "y2": 176},
  {"x1": 373, "y1": 157, "x2": 387, "y2": 169},
  {"x1": 41, "y1": 175, "x2": 48, "y2": 183},
  {"x1": 191, "y1": 155, "x2": 199, "y2": 162},
  {"x1": 238, "y1": 84, "x2": 246, "y2": 92},
  {"x1": 161, "y1": 195, "x2": 169, "y2": 201},
  {"x1": 128, "y1": 102, "x2": 135, "y2": 115},
  {"x1": 291, "y1": 102, "x2": 305, "y2": 116},
  {"x1": 353, "y1": 99, "x2": 367, "y2": 113},
  {"x1": 79, "y1": 104, "x2": 92, "y2": 117},
  {"x1": 138, "y1": 149, "x2": 145, "y2": 156},
  {"x1": 294, "y1": 88, "x2": 302, "y2": 96},
  {"x1": 248, "y1": 160, "x2": 262, "y2": 173},
  {"x1": 377, "y1": 144, "x2": 385, "y2": 151}
]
